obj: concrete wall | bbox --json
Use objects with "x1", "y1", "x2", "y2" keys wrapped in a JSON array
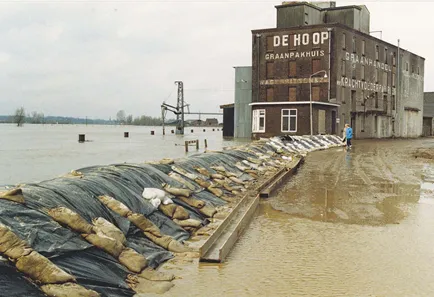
[
  {"x1": 234, "y1": 67, "x2": 252, "y2": 138},
  {"x1": 396, "y1": 49, "x2": 425, "y2": 137},
  {"x1": 423, "y1": 92, "x2": 434, "y2": 117}
]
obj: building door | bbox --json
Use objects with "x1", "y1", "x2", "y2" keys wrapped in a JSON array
[
  {"x1": 318, "y1": 110, "x2": 326, "y2": 134},
  {"x1": 351, "y1": 113, "x2": 356, "y2": 139},
  {"x1": 331, "y1": 111, "x2": 337, "y2": 135}
]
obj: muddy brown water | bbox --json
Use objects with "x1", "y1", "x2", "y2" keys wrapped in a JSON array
[{"x1": 163, "y1": 138, "x2": 434, "y2": 297}]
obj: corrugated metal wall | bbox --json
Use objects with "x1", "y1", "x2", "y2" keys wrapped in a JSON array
[{"x1": 234, "y1": 67, "x2": 252, "y2": 138}]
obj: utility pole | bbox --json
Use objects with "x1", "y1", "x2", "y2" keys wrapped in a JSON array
[{"x1": 175, "y1": 81, "x2": 184, "y2": 135}]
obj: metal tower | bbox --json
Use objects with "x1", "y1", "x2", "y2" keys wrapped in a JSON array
[{"x1": 175, "y1": 81, "x2": 184, "y2": 135}]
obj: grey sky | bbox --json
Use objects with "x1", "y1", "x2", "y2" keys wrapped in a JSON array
[{"x1": 0, "y1": 1, "x2": 431, "y2": 120}]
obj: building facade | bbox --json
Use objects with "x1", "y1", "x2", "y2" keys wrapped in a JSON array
[
  {"x1": 251, "y1": 1, "x2": 425, "y2": 139},
  {"x1": 423, "y1": 92, "x2": 434, "y2": 136}
]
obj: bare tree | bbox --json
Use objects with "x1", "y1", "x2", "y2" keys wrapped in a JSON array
[
  {"x1": 31, "y1": 111, "x2": 44, "y2": 124},
  {"x1": 116, "y1": 110, "x2": 126, "y2": 124},
  {"x1": 126, "y1": 114, "x2": 133, "y2": 125},
  {"x1": 14, "y1": 107, "x2": 26, "y2": 127}
]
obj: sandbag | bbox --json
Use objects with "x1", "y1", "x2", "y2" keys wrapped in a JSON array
[
  {"x1": 92, "y1": 217, "x2": 126, "y2": 244},
  {"x1": 162, "y1": 184, "x2": 191, "y2": 198},
  {"x1": 127, "y1": 275, "x2": 174, "y2": 295},
  {"x1": 210, "y1": 166, "x2": 226, "y2": 172},
  {"x1": 194, "y1": 178, "x2": 211, "y2": 189},
  {"x1": 143, "y1": 232, "x2": 172, "y2": 250},
  {"x1": 229, "y1": 176, "x2": 245, "y2": 185},
  {"x1": 97, "y1": 195, "x2": 132, "y2": 217},
  {"x1": 0, "y1": 188, "x2": 25, "y2": 204},
  {"x1": 15, "y1": 251, "x2": 75, "y2": 284},
  {"x1": 127, "y1": 213, "x2": 161, "y2": 237},
  {"x1": 173, "y1": 206, "x2": 189, "y2": 220},
  {"x1": 159, "y1": 204, "x2": 177, "y2": 218},
  {"x1": 178, "y1": 196, "x2": 205, "y2": 209},
  {"x1": 198, "y1": 205, "x2": 217, "y2": 218},
  {"x1": 142, "y1": 188, "x2": 166, "y2": 200},
  {"x1": 41, "y1": 283, "x2": 100, "y2": 297},
  {"x1": 167, "y1": 240, "x2": 191, "y2": 253},
  {"x1": 48, "y1": 207, "x2": 93, "y2": 234},
  {"x1": 207, "y1": 186, "x2": 223, "y2": 197},
  {"x1": 211, "y1": 173, "x2": 225, "y2": 180},
  {"x1": 194, "y1": 167, "x2": 211, "y2": 178},
  {"x1": 0, "y1": 224, "x2": 32, "y2": 259},
  {"x1": 118, "y1": 248, "x2": 148, "y2": 273},
  {"x1": 168, "y1": 172, "x2": 196, "y2": 190},
  {"x1": 159, "y1": 158, "x2": 174, "y2": 165},
  {"x1": 139, "y1": 269, "x2": 175, "y2": 281},
  {"x1": 173, "y1": 219, "x2": 202, "y2": 229},
  {"x1": 82, "y1": 233, "x2": 124, "y2": 258}
]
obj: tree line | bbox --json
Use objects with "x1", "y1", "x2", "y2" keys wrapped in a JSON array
[{"x1": 3, "y1": 107, "x2": 168, "y2": 127}]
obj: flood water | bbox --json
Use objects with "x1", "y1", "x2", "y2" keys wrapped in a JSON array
[
  {"x1": 0, "y1": 124, "x2": 248, "y2": 185},
  {"x1": 164, "y1": 138, "x2": 434, "y2": 297}
]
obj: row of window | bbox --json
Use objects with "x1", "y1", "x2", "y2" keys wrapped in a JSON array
[
  {"x1": 266, "y1": 59, "x2": 322, "y2": 79},
  {"x1": 341, "y1": 61, "x2": 396, "y2": 87},
  {"x1": 252, "y1": 109, "x2": 297, "y2": 133},
  {"x1": 342, "y1": 33, "x2": 421, "y2": 75},
  {"x1": 345, "y1": 89, "x2": 396, "y2": 111},
  {"x1": 265, "y1": 86, "x2": 322, "y2": 102}
]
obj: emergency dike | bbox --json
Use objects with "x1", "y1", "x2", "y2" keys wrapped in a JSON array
[{"x1": 0, "y1": 135, "x2": 343, "y2": 297}]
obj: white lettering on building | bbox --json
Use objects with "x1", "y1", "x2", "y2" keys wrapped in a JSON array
[
  {"x1": 344, "y1": 51, "x2": 392, "y2": 72},
  {"x1": 273, "y1": 31, "x2": 329, "y2": 48},
  {"x1": 265, "y1": 50, "x2": 325, "y2": 61},
  {"x1": 336, "y1": 77, "x2": 392, "y2": 94}
]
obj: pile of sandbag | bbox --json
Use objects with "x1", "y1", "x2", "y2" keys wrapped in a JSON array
[
  {"x1": 98, "y1": 195, "x2": 190, "y2": 254},
  {"x1": 0, "y1": 223, "x2": 99, "y2": 297},
  {"x1": 47, "y1": 206, "x2": 148, "y2": 273}
]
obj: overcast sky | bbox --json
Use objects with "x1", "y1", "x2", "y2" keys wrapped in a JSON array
[{"x1": 0, "y1": 0, "x2": 431, "y2": 120}]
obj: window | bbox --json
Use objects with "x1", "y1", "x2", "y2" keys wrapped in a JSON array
[
  {"x1": 392, "y1": 53, "x2": 396, "y2": 66},
  {"x1": 252, "y1": 109, "x2": 266, "y2": 133},
  {"x1": 383, "y1": 95, "x2": 388, "y2": 112},
  {"x1": 376, "y1": 69, "x2": 380, "y2": 83},
  {"x1": 362, "y1": 114, "x2": 366, "y2": 131},
  {"x1": 281, "y1": 109, "x2": 297, "y2": 132},
  {"x1": 342, "y1": 33, "x2": 346, "y2": 49},
  {"x1": 266, "y1": 62, "x2": 274, "y2": 79},
  {"x1": 266, "y1": 87, "x2": 274, "y2": 102},
  {"x1": 312, "y1": 59, "x2": 321, "y2": 74},
  {"x1": 374, "y1": 116, "x2": 378, "y2": 133},
  {"x1": 352, "y1": 37, "x2": 356, "y2": 53},
  {"x1": 362, "y1": 40, "x2": 366, "y2": 56},
  {"x1": 406, "y1": 62, "x2": 409, "y2": 71},
  {"x1": 362, "y1": 90, "x2": 365, "y2": 106},
  {"x1": 375, "y1": 92, "x2": 379, "y2": 108},
  {"x1": 375, "y1": 45, "x2": 379, "y2": 60},
  {"x1": 385, "y1": 48, "x2": 388, "y2": 64},
  {"x1": 352, "y1": 65, "x2": 356, "y2": 79},
  {"x1": 312, "y1": 86, "x2": 320, "y2": 101},
  {"x1": 383, "y1": 72, "x2": 388, "y2": 86},
  {"x1": 342, "y1": 60, "x2": 346, "y2": 76},
  {"x1": 361, "y1": 65, "x2": 365, "y2": 80},
  {"x1": 418, "y1": 66, "x2": 420, "y2": 75},
  {"x1": 289, "y1": 61, "x2": 297, "y2": 77},
  {"x1": 392, "y1": 95, "x2": 396, "y2": 110},
  {"x1": 351, "y1": 90, "x2": 356, "y2": 110},
  {"x1": 392, "y1": 73, "x2": 396, "y2": 87},
  {"x1": 412, "y1": 64, "x2": 415, "y2": 73},
  {"x1": 288, "y1": 87, "x2": 297, "y2": 101},
  {"x1": 266, "y1": 36, "x2": 273, "y2": 52}
]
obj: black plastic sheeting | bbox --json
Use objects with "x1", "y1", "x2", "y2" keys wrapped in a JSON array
[
  {"x1": 50, "y1": 248, "x2": 135, "y2": 297},
  {"x1": 0, "y1": 139, "x2": 300, "y2": 296},
  {"x1": 0, "y1": 259, "x2": 46, "y2": 297}
]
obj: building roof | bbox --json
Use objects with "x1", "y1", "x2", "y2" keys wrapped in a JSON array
[
  {"x1": 275, "y1": 1, "x2": 365, "y2": 12},
  {"x1": 220, "y1": 103, "x2": 234, "y2": 109},
  {"x1": 424, "y1": 92, "x2": 434, "y2": 117},
  {"x1": 251, "y1": 22, "x2": 425, "y2": 60}
]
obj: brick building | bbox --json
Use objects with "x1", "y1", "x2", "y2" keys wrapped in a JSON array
[{"x1": 251, "y1": 1, "x2": 425, "y2": 139}]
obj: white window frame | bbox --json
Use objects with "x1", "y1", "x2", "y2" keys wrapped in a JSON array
[
  {"x1": 252, "y1": 109, "x2": 266, "y2": 133},
  {"x1": 281, "y1": 109, "x2": 297, "y2": 133}
]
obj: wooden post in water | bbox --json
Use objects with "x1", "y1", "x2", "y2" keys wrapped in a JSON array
[
  {"x1": 203, "y1": 129, "x2": 206, "y2": 132},
  {"x1": 204, "y1": 139, "x2": 208, "y2": 149},
  {"x1": 185, "y1": 141, "x2": 188, "y2": 152},
  {"x1": 151, "y1": 131, "x2": 155, "y2": 135},
  {"x1": 195, "y1": 139, "x2": 199, "y2": 150},
  {"x1": 171, "y1": 130, "x2": 174, "y2": 134},
  {"x1": 191, "y1": 129, "x2": 194, "y2": 133},
  {"x1": 78, "y1": 134, "x2": 85, "y2": 143},
  {"x1": 124, "y1": 132, "x2": 129, "y2": 138}
]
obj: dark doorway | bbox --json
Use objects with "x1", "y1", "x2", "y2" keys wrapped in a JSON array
[
  {"x1": 351, "y1": 113, "x2": 356, "y2": 139},
  {"x1": 222, "y1": 107, "x2": 234, "y2": 137},
  {"x1": 331, "y1": 110, "x2": 337, "y2": 135}
]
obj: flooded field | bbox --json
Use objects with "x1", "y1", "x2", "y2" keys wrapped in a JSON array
[
  {"x1": 0, "y1": 124, "x2": 248, "y2": 185},
  {"x1": 163, "y1": 138, "x2": 434, "y2": 297}
]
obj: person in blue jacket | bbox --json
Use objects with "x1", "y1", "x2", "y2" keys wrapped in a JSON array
[{"x1": 345, "y1": 123, "x2": 353, "y2": 149}]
